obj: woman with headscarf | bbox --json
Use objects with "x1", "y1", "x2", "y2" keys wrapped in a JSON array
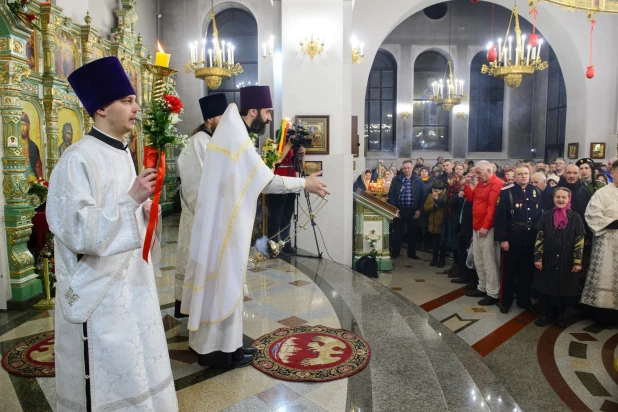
[
  {"x1": 353, "y1": 169, "x2": 372, "y2": 192},
  {"x1": 532, "y1": 187, "x2": 586, "y2": 328}
]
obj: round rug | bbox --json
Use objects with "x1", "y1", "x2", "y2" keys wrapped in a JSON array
[
  {"x1": 1, "y1": 330, "x2": 55, "y2": 377},
  {"x1": 251, "y1": 325, "x2": 371, "y2": 382}
]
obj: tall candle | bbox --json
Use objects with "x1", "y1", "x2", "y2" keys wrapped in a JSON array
[
  {"x1": 537, "y1": 40, "x2": 543, "y2": 60},
  {"x1": 526, "y1": 45, "x2": 531, "y2": 65},
  {"x1": 201, "y1": 38, "x2": 206, "y2": 63},
  {"x1": 515, "y1": 47, "x2": 519, "y2": 65},
  {"x1": 231, "y1": 46, "x2": 235, "y2": 65},
  {"x1": 208, "y1": 49, "x2": 213, "y2": 67},
  {"x1": 498, "y1": 38, "x2": 502, "y2": 64},
  {"x1": 531, "y1": 46, "x2": 536, "y2": 61},
  {"x1": 504, "y1": 48, "x2": 508, "y2": 66}
]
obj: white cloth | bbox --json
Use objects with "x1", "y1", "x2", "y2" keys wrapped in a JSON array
[
  {"x1": 175, "y1": 130, "x2": 211, "y2": 301},
  {"x1": 47, "y1": 134, "x2": 177, "y2": 411},
  {"x1": 472, "y1": 229, "x2": 500, "y2": 298},
  {"x1": 182, "y1": 104, "x2": 306, "y2": 354},
  {"x1": 582, "y1": 183, "x2": 618, "y2": 310}
]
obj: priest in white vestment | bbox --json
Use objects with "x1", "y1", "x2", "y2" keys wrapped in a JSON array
[
  {"x1": 175, "y1": 93, "x2": 228, "y2": 318},
  {"x1": 582, "y1": 159, "x2": 618, "y2": 318},
  {"x1": 181, "y1": 86, "x2": 329, "y2": 368},
  {"x1": 47, "y1": 57, "x2": 177, "y2": 411}
]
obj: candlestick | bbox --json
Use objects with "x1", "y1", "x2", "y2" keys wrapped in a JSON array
[
  {"x1": 526, "y1": 45, "x2": 531, "y2": 65},
  {"x1": 201, "y1": 38, "x2": 206, "y2": 63},
  {"x1": 231, "y1": 45, "x2": 235, "y2": 65},
  {"x1": 531, "y1": 46, "x2": 536, "y2": 61},
  {"x1": 208, "y1": 49, "x2": 212, "y2": 67},
  {"x1": 537, "y1": 39, "x2": 543, "y2": 61},
  {"x1": 498, "y1": 38, "x2": 502, "y2": 64}
]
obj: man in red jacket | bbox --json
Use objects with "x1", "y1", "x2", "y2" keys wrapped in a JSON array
[{"x1": 464, "y1": 160, "x2": 504, "y2": 305}]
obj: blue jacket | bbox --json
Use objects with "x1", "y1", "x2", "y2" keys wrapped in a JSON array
[{"x1": 387, "y1": 174, "x2": 423, "y2": 213}]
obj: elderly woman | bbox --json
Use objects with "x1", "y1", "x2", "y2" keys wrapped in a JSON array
[{"x1": 532, "y1": 187, "x2": 585, "y2": 328}]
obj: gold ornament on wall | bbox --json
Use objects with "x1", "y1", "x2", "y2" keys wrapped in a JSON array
[{"x1": 300, "y1": 34, "x2": 325, "y2": 59}]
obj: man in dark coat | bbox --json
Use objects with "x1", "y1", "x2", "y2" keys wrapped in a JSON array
[
  {"x1": 388, "y1": 160, "x2": 423, "y2": 260},
  {"x1": 559, "y1": 165, "x2": 592, "y2": 223},
  {"x1": 531, "y1": 172, "x2": 554, "y2": 211}
]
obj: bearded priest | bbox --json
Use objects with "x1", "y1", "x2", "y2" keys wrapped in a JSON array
[
  {"x1": 175, "y1": 93, "x2": 228, "y2": 318},
  {"x1": 582, "y1": 159, "x2": 618, "y2": 324},
  {"x1": 181, "y1": 98, "x2": 329, "y2": 369},
  {"x1": 47, "y1": 57, "x2": 177, "y2": 411}
]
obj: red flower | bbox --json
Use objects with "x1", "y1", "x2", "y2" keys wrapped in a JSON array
[
  {"x1": 22, "y1": 0, "x2": 29, "y2": 3},
  {"x1": 163, "y1": 95, "x2": 183, "y2": 114},
  {"x1": 27, "y1": 13, "x2": 36, "y2": 22},
  {"x1": 43, "y1": 181, "x2": 49, "y2": 187}
]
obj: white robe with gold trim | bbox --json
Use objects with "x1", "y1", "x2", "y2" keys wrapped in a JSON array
[
  {"x1": 181, "y1": 105, "x2": 306, "y2": 354},
  {"x1": 47, "y1": 134, "x2": 177, "y2": 411},
  {"x1": 582, "y1": 183, "x2": 618, "y2": 310},
  {"x1": 175, "y1": 130, "x2": 210, "y2": 301}
]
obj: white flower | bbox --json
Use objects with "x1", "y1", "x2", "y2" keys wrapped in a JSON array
[{"x1": 169, "y1": 113, "x2": 182, "y2": 125}]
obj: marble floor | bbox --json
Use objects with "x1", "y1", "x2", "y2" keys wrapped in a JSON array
[{"x1": 0, "y1": 214, "x2": 616, "y2": 411}]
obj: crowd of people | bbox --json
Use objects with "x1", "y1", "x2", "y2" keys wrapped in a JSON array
[{"x1": 357, "y1": 155, "x2": 618, "y2": 328}]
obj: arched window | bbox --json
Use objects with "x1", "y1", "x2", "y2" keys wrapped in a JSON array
[
  {"x1": 206, "y1": 8, "x2": 258, "y2": 104},
  {"x1": 413, "y1": 51, "x2": 449, "y2": 151},
  {"x1": 468, "y1": 51, "x2": 504, "y2": 152},
  {"x1": 365, "y1": 50, "x2": 397, "y2": 152},
  {"x1": 544, "y1": 47, "x2": 567, "y2": 160}
]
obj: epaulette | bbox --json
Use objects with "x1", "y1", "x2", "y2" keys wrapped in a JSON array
[{"x1": 501, "y1": 184, "x2": 514, "y2": 190}]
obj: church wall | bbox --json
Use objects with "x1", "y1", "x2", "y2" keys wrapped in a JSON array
[
  {"x1": 279, "y1": 0, "x2": 354, "y2": 264},
  {"x1": 352, "y1": 0, "x2": 618, "y2": 172}
]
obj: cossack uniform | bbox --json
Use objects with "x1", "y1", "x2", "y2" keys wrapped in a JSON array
[{"x1": 494, "y1": 183, "x2": 543, "y2": 310}]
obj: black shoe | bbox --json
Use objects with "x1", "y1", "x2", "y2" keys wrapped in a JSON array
[
  {"x1": 282, "y1": 244, "x2": 296, "y2": 254},
  {"x1": 174, "y1": 300, "x2": 189, "y2": 319},
  {"x1": 535, "y1": 316, "x2": 553, "y2": 327},
  {"x1": 436, "y1": 260, "x2": 446, "y2": 268},
  {"x1": 554, "y1": 315, "x2": 566, "y2": 328},
  {"x1": 464, "y1": 283, "x2": 478, "y2": 291},
  {"x1": 478, "y1": 296, "x2": 498, "y2": 306},
  {"x1": 451, "y1": 277, "x2": 469, "y2": 284},
  {"x1": 499, "y1": 304, "x2": 510, "y2": 314},
  {"x1": 408, "y1": 254, "x2": 421, "y2": 260},
  {"x1": 466, "y1": 290, "x2": 487, "y2": 298},
  {"x1": 243, "y1": 347, "x2": 258, "y2": 355},
  {"x1": 231, "y1": 355, "x2": 255, "y2": 368},
  {"x1": 429, "y1": 260, "x2": 437, "y2": 267}
]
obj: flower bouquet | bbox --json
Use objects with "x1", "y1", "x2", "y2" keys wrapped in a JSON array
[
  {"x1": 141, "y1": 85, "x2": 185, "y2": 262},
  {"x1": 7, "y1": 0, "x2": 41, "y2": 32},
  {"x1": 27, "y1": 176, "x2": 49, "y2": 208}
]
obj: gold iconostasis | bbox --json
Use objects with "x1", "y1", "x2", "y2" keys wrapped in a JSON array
[{"x1": 15, "y1": 0, "x2": 150, "y2": 180}]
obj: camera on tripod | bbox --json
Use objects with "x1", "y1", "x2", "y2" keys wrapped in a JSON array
[{"x1": 286, "y1": 123, "x2": 313, "y2": 148}]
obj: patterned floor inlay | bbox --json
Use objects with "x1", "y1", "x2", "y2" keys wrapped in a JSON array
[
  {"x1": 441, "y1": 314, "x2": 479, "y2": 334},
  {"x1": 278, "y1": 316, "x2": 307, "y2": 328},
  {"x1": 289, "y1": 280, "x2": 311, "y2": 287},
  {"x1": 391, "y1": 287, "x2": 402, "y2": 291}
]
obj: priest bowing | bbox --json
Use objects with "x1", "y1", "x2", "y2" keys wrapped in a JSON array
[{"x1": 181, "y1": 89, "x2": 329, "y2": 369}]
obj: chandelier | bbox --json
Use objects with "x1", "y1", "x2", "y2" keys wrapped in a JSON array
[
  {"x1": 183, "y1": 3, "x2": 243, "y2": 90},
  {"x1": 429, "y1": 61, "x2": 467, "y2": 111},
  {"x1": 530, "y1": 0, "x2": 618, "y2": 14},
  {"x1": 481, "y1": 5, "x2": 547, "y2": 88}
]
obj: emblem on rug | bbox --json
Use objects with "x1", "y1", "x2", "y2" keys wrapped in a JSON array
[
  {"x1": 1, "y1": 331, "x2": 55, "y2": 377},
  {"x1": 251, "y1": 325, "x2": 371, "y2": 382}
]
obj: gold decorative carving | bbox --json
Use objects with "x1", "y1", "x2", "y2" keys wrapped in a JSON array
[
  {"x1": 0, "y1": 61, "x2": 9, "y2": 84},
  {"x1": 12, "y1": 63, "x2": 31, "y2": 85},
  {"x1": 0, "y1": 38, "x2": 7, "y2": 51},
  {"x1": 13, "y1": 40, "x2": 23, "y2": 54},
  {"x1": 2, "y1": 174, "x2": 29, "y2": 200},
  {"x1": 21, "y1": 82, "x2": 37, "y2": 94}
]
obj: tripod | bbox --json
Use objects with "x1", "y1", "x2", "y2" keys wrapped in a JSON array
[{"x1": 291, "y1": 150, "x2": 323, "y2": 259}]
